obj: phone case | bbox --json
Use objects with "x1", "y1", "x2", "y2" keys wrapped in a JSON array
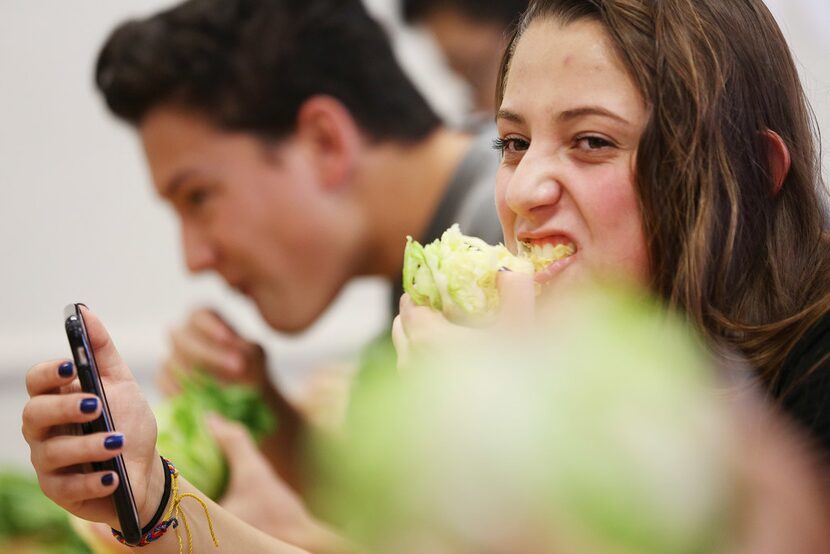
[{"x1": 64, "y1": 304, "x2": 142, "y2": 545}]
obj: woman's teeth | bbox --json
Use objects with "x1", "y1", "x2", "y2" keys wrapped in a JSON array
[{"x1": 519, "y1": 241, "x2": 576, "y2": 271}]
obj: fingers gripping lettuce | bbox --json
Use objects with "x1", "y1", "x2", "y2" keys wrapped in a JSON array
[
  {"x1": 403, "y1": 224, "x2": 532, "y2": 324},
  {"x1": 154, "y1": 372, "x2": 276, "y2": 500},
  {"x1": 403, "y1": 224, "x2": 577, "y2": 324}
]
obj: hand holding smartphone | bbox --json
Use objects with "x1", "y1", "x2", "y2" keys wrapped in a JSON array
[{"x1": 64, "y1": 303, "x2": 142, "y2": 545}]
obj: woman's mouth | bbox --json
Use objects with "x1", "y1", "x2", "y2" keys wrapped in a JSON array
[{"x1": 517, "y1": 238, "x2": 578, "y2": 284}]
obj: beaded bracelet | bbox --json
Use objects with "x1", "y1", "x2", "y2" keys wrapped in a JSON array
[
  {"x1": 112, "y1": 457, "x2": 218, "y2": 552},
  {"x1": 111, "y1": 456, "x2": 174, "y2": 546}
]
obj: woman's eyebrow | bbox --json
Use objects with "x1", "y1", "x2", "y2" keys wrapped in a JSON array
[
  {"x1": 496, "y1": 109, "x2": 525, "y2": 124},
  {"x1": 497, "y1": 106, "x2": 632, "y2": 126},
  {"x1": 558, "y1": 106, "x2": 630, "y2": 125}
]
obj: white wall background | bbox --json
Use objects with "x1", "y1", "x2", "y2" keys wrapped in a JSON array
[{"x1": 0, "y1": 1, "x2": 827, "y2": 466}]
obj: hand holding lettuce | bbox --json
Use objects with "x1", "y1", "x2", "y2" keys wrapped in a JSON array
[
  {"x1": 154, "y1": 371, "x2": 277, "y2": 500},
  {"x1": 402, "y1": 224, "x2": 574, "y2": 324}
]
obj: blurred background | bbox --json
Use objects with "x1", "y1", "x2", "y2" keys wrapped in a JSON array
[{"x1": 0, "y1": 0, "x2": 827, "y2": 469}]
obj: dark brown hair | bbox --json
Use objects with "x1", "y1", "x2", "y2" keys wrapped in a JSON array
[
  {"x1": 402, "y1": 0, "x2": 529, "y2": 26},
  {"x1": 497, "y1": 0, "x2": 830, "y2": 392},
  {"x1": 96, "y1": 0, "x2": 440, "y2": 143}
]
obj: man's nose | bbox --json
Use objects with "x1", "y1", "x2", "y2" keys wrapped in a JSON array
[{"x1": 181, "y1": 223, "x2": 217, "y2": 273}]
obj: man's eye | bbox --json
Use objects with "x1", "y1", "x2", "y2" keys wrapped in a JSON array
[
  {"x1": 575, "y1": 136, "x2": 615, "y2": 151},
  {"x1": 187, "y1": 189, "x2": 210, "y2": 207},
  {"x1": 493, "y1": 137, "x2": 530, "y2": 156}
]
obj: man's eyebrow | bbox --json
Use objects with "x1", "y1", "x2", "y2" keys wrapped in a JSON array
[
  {"x1": 161, "y1": 170, "x2": 198, "y2": 198},
  {"x1": 558, "y1": 106, "x2": 631, "y2": 125}
]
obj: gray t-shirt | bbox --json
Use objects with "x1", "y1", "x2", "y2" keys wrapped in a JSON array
[{"x1": 390, "y1": 126, "x2": 503, "y2": 314}]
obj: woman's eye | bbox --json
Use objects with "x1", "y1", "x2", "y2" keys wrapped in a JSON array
[
  {"x1": 493, "y1": 137, "x2": 530, "y2": 157},
  {"x1": 575, "y1": 136, "x2": 615, "y2": 151}
]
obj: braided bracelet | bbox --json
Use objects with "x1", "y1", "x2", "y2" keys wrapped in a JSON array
[
  {"x1": 112, "y1": 456, "x2": 174, "y2": 546},
  {"x1": 111, "y1": 457, "x2": 218, "y2": 551}
]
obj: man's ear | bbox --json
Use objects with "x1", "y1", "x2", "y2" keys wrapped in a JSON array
[
  {"x1": 295, "y1": 95, "x2": 363, "y2": 190},
  {"x1": 763, "y1": 129, "x2": 791, "y2": 196}
]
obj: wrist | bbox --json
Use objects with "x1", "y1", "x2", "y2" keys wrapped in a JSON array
[
  {"x1": 292, "y1": 517, "x2": 355, "y2": 554},
  {"x1": 112, "y1": 458, "x2": 215, "y2": 549},
  {"x1": 138, "y1": 454, "x2": 171, "y2": 527}
]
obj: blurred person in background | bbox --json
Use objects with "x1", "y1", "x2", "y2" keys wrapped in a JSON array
[
  {"x1": 401, "y1": 0, "x2": 529, "y2": 127},
  {"x1": 93, "y1": 0, "x2": 503, "y2": 494}
]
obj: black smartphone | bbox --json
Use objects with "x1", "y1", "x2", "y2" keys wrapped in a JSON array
[{"x1": 64, "y1": 303, "x2": 141, "y2": 545}]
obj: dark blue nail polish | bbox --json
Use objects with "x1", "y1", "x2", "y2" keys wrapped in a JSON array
[
  {"x1": 80, "y1": 398, "x2": 98, "y2": 414},
  {"x1": 101, "y1": 473, "x2": 114, "y2": 486},
  {"x1": 104, "y1": 434, "x2": 124, "y2": 450},
  {"x1": 58, "y1": 362, "x2": 74, "y2": 378}
]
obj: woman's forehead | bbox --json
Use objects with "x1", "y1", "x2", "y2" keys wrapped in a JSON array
[{"x1": 501, "y1": 18, "x2": 645, "y2": 121}]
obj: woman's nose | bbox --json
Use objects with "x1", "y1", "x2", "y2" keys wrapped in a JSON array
[{"x1": 504, "y1": 153, "x2": 563, "y2": 218}]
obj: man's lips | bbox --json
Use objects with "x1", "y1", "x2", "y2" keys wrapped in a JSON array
[{"x1": 228, "y1": 280, "x2": 252, "y2": 297}]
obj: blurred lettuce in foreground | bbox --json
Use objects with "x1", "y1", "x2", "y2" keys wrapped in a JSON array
[
  {"x1": 154, "y1": 371, "x2": 276, "y2": 500},
  {"x1": 403, "y1": 224, "x2": 533, "y2": 324},
  {"x1": 313, "y1": 285, "x2": 737, "y2": 554},
  {"x1": 0, "y1": 469, "x2": 91, "y2": 553}
]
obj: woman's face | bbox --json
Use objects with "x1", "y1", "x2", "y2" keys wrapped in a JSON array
[{"x1": 496, "y1": 17, "x2": 650, "y2": 297}]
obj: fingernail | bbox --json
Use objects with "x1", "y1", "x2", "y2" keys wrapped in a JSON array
[
  {"x1": 80, "y1": 398, "x2": 98, "y2": 414},
  {"x1": 58, "y1": 361, "x2": 74, "y2": 378},
  {"x1": 104, "y1": 434, "x2": 124, "y2": 450},
  {"x1": 101, "y1": 473, "x2": 114, "y2": 486}
]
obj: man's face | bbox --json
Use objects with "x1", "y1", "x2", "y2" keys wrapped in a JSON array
[{"x1": 140, "y1": 107, "x2": 365, "y2": 333}]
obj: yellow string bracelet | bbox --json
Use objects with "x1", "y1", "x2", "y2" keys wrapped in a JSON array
[{"x1": 112, "y1": 457, "x2": 219, "y2": 553}]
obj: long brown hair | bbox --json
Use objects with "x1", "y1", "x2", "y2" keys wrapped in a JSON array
[{"x1": 497, "y1": 0, "x2": 830, "y2": 392}]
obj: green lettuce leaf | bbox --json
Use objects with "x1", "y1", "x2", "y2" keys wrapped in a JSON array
[
  {"x1": 154, "y1": 371, "x2": 277, "y2": 500},
  {"x1": 402, "y1": 224, "x2": 532, "y2": 324},
  {"x1": 0, "y1": 468, "x2": 91, "y2": 553}
]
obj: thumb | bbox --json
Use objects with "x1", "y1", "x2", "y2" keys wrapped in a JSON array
[
  {"x1": 207, "y1": 414, "x2": 302, "y2": 512},
  {"x1": 206, "y1": 413, "x2": 268, "y2": 479},
  {"x1": 78, "y1": 305, "x2": 135, "y2": 382},
  {"x1": 496, "y1": 270, "x2": 536, "y2": 327}
]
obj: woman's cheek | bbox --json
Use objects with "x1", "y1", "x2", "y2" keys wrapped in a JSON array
[{"x1": 494, "y1": 171, "x2": 515, "y2": 248}]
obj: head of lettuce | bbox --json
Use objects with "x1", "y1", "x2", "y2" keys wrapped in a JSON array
[
  {"x1": 154, "y1": 371, "x2": 276, "y2": 500},
  {"x1": 313, "y1": 283, "x2": 738, "y2": 554},
  {"x1": 402, "y1": 224, "x2": 575, "y2": 325}
]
